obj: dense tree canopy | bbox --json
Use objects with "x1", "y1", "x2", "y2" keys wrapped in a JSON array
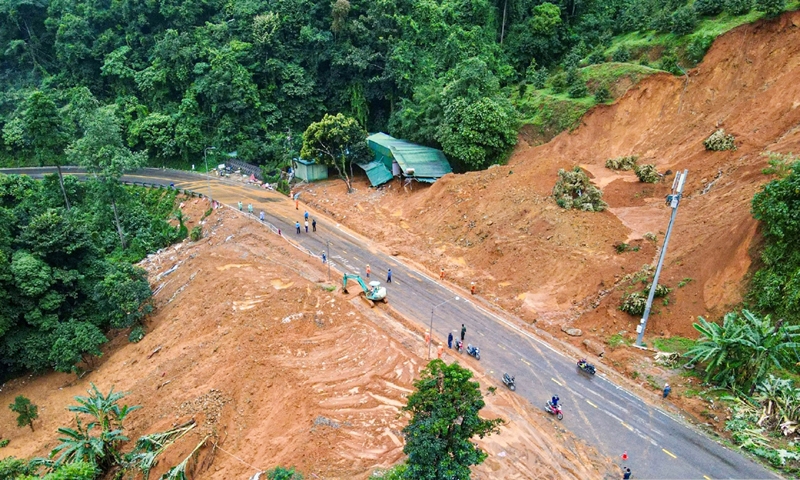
[
  {"x1": 0, "y1": 173, "x2": 180, "y2": 379},
  {"x1": 0, "y1": 0, "x2": 779, "y2": 172}
]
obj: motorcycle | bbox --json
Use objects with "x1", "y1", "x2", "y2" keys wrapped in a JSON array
[
  {"x1": 455, "y1": 340, "x2": 464, "y2": 353},
  {"x1": 577, "y1": 359, "x2": 596, "y2": 376},
  {"x1": 466, "y1": 344, "x2": 481, "y2": 360},
  {"x1": 502, "y1": 373, "x2": 516, "y2": 391},
  {"x1": 545, "y1": 401, "x2": 564, "y2": 420}
]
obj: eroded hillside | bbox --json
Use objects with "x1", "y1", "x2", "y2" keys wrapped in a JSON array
[{"x1": 296, "y1": 12, "x2": 800, "y2": 346}]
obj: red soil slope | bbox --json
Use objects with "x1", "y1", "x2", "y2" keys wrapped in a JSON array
[
  {"x1": 297, "y1": 12, "x2": 800, "y2": 347},
  {"x1": 0, "y1": 200, "x2": 614, "y2": 479}
]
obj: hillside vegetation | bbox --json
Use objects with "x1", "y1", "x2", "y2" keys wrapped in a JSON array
[{"x1": 0, "y1": 0, "x2": 796, "y2": 172}]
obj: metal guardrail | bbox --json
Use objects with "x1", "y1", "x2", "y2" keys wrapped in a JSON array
[{"x1": 223, "y1": 159, "x2": 262, "y2": 180}]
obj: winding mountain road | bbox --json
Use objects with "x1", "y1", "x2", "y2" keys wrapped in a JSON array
[{"x1": 3, "y1": 167, "x2": 778, "y2": 479}]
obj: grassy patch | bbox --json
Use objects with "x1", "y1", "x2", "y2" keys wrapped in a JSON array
[
  {"x1": 608, "y1": 334, "x2": 633, "y2": 348},
  {"x1": 512, "y1": 88, "x2": 595, "y2": 138},
  {"x1": 604, "y1": 5, "x2": 800, "y2": 69},
  {"x1": 582, "y1": 62, "x2": 660, "y2": 87},
  {"x1": 653, "y1": 336, "x2": 696, "y2": 354}
]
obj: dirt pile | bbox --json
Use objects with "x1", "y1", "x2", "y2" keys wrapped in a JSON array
[
  {"x1": 296, "y1": 12, "x2": 800, "y2": 345},
  {"x1": 0, "y1": 200, "x2": 614, "y2": 479}
]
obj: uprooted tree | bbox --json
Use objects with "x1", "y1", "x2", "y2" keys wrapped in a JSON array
[{"x1": 300, "y1": 113, "x2": 369, "y2": 193}]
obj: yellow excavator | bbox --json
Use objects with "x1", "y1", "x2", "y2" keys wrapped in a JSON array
[{"x1": 342, "y1": 273, "x2": 387, "y2": 306}]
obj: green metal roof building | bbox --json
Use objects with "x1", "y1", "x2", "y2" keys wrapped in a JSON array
[
  {"x1": 293, "y1": 158, "x2": 329, "y2": 182},
  {"x1": 360, "y1": 132, "x2": 452, "y2": 187}
]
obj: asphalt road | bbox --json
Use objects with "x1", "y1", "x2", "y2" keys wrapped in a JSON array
[{"x1": 3, "y1": 167, "x2": 778, "y2": 479}]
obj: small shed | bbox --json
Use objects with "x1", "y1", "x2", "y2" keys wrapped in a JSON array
[
  {"x1": 361, "y1": 132, "x2": 452, "y2": 187},
  {"x1": 293, "y1": 158, "x2": 328, "y2": 182}
]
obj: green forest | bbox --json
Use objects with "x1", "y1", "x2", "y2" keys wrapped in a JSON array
[
  {"x1": 0, "y1": 173, "x2": 184, "y2": 380},
  {"x1": 0, "y1": 0, "x2": 794, "y2": 172}
]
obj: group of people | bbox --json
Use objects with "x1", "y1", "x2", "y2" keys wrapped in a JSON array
[
  {"x1": 237, "y1": 201, "x2": 265, "y2": 222},
  {"x1": 359, "y1": 263, "x2": 392, "y2": 282},
  {"x1": 295, "y1": 210, "x2": 317, "y2": 234},
  {"x1": 446, "y1": 324, "x2": 468, "y2": 352}
]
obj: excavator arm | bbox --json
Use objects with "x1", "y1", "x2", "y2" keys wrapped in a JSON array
[{"x1": 342, "y1": 274, "x2": 369, "y2": 294}]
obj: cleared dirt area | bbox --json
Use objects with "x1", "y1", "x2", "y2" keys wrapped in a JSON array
[{"x1": 0, "y1": 199, "x2": 615, "y2": 479}]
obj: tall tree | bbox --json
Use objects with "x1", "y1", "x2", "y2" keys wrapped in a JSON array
[
  {"x1": 13, "y1": 91, "x2": 73, "y2": 210},
  {"x1": 300, "y1": 113, "x2": 368, "y2": 193},
  {"x1": 401, "y1": 359, "x2": 503, "y2": 479},
  {"x1": 68, "y1": 106, "x2": 147, "y2": 248}
]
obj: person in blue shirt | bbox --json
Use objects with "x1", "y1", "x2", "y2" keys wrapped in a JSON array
[{"x1": 551, "y1": 395, "x2": 560, "y2": 408}]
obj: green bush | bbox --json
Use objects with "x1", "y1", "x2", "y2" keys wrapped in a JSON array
[
  {"x1": 621, "y1": 292, "x2": 647, "y2": 316},
  {"x1": 190, "y1": 225, "x2": 203, "y2": 241},
  {"x1": 568, "y1": 81, "x2": 589, "y2": 98},
  {"x1": 695, "y1": 0, "x2": 726, "y2": 15},
  {"x1": 750, "y1": 159, "x2": 800, "y2": 320},
  {"x1": 725, "y1": 0, "x2": 753, "y2": 15},
  {"x1": 0, "y1": 457, "x2": 33, "y2": 477},
  {"x1": 670, "y1": 6, "x2": 699, "y2": 35},
  {"x1": 755, "y1": 0, "x2": 786, "y2": 17},
  {"x1": 658, "y1": 53, "x2": 683, "y2": 75},
  {"x1": 587, "y1": 51, "x2": 606, "y2": 65},
  {"x1": 645, "y1": 283, "x2": 672, "y2": 298},
  {"x1": 605, "y1": 155, "x2": 638, "y2": 170},
  {"x1": 686, "y1": 35, "x2": 716, "y2": 65},
  {"x1": 267, "y1": 466, "x2": 304, "y2": 480},
  {"x1": 594, "y1": 85, "x2": 611, "y2": 103},
  {"x1": 634, "y1": 164, "x2": 660, "y2": 183},
  {"x1": 552, "y1": 167, "x2": 607, "y2": 212},
  {"x1": 277, "y1": 179, "x2": 290, "y2": 196},
  {"x1": 128, "y1": 325, "x2": 145, "y2": 343},
  {"x1": 0, "y1": 439, "x2": 8, "y2": 448},
  {"x1": 704, "y1": 129, "x2": 736, "y2": 151},
  {"x1": 612, "y1": 48, "x2": 631, "y2": 62}
]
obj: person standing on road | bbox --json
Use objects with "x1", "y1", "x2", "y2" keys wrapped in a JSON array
[
  {"x1": 322, "y1": 252, "x2": 327, "y2": 264},
  {"x1": 305, "y1": 220, "x2": 309, "y2": 233},
  {"x1": 312, "y1": 219, "x2": 317, "y2": 232},
  {"x1": 448, "y1": 332, "x2": 453, "y2": 349},
  {"x1": 295, "y1": 221, "x2": 301, "y2": 234},
  {"x1": 366, "y1": 264, "x2": 371, "y2": 278},
  {"x1": 260, "y1": 211, "x2": 265, "y2": 221},
  {"x1": 623, "y1": 467, "x2": 632, "y2": 479},
  {"x1": 386, "y1": 269, "x2": 392, "y2": 283},
  {"x1": 304, "y1": 210, "x2": 309, "y2": 221},
  {"x1": 238, "y1": 201, "x2": 243, "y2": 211},
  {"x1": 460, "y1": 324, "x2": 466, "y2": 342},
  {"x1": 248, "y1": 203, "x2": 253, "y2": 214},
  {"x1": 663, "y1": 383, "x2": 671, "y2": 399},
  {"x1": 440, "y1": 268, "x2": 445, "y2": 280}
]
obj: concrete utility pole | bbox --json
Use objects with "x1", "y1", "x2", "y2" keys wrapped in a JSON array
[
  {"x1": 428, "y1": 297, "x2": 460, "y2": 359},
  {"x1": 636, "y1": 170, "x2": 688, "y2": 347}
]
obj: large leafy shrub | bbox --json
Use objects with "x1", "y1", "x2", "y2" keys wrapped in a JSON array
[
  {"x1": 553, "y1": 167, "x2": 607, "y2": 212},
  {"x1": 704, "y1": 129, "x2": 736, "y2": 151}
]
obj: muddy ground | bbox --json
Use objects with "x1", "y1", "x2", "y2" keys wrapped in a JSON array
[{"x1": 0, "y1": 199, "x2": 615, "y2": 479}]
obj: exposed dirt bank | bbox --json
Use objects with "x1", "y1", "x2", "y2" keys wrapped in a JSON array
[{"x1": 0, "y1": 200, "x2": 615, "y2": 479}]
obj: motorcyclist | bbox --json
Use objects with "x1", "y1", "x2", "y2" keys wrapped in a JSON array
[
  {"x1": 578, "y1": 358, "x2": 588, "y2": 368},
  {"x1": 551, "y1": 395, "x2": 560, "y2": 409}
]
